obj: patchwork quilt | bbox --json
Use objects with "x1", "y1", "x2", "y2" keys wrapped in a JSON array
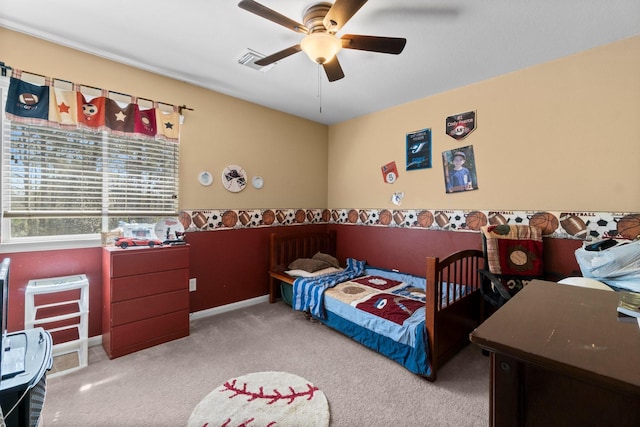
[{"x1": 319, "y1": 267, "x2": 431, "y2": 375}]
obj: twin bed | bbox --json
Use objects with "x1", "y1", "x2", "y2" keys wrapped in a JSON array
[{"x1": 268, "y1": 230, "x2": 484, "y2": 381}]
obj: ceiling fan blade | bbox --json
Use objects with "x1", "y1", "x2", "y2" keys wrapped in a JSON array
[
  {"x1": 341, "y1": 34, "x2": 407, "y2": 54},
  {"x1": 322, "y1": 57, "x2": 345, "y2": 82},
  {"x1": 254, "y1": 45, "x2": 302, "y2": 66},
  {"x1": 238, "y1": 0, "x2": 308, "y2": 34},
  {"x1": 323, "y1": 0, "x2": 367, "y2": 33}
]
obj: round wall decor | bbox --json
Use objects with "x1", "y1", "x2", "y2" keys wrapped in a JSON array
[
  {"x1": 221, "y1": 165, "x2": 247, "y2": 192},
  {"x1": 252, "y1": 176, "x2": 264, "y2": 189},
  {"x1": 198, "y1": 171, "x2": 213, "y2": 186}
]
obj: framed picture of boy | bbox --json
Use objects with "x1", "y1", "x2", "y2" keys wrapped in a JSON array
[{"x1": 442, "y1": 145, "x2": 478, "y2": 193}]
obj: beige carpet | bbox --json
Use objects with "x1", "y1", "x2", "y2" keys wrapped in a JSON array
[
  {"x1": 42, "y1": 301, "x2": 489, "y2": 426},
  {"x1": 49, "y1": 352, "x2": 80, "y2": 376}
]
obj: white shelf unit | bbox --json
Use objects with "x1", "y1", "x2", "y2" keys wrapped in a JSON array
[{"x1": 25, "y1": 274, "x2": 89, "y2": 377}]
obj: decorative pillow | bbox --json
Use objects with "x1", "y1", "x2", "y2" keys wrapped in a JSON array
[
  {"x1": 287, "y1": 258, "x2": 332, "y2": 272},
  {"x1": 481, "y1": 224, "x2": 543, "y2": 276},
  {"x1": 285, "y1": 267, "x2": 343, "y2": 278},
  {"x1": 312, "y1": 252, "x2": 340, "y2": 268}
]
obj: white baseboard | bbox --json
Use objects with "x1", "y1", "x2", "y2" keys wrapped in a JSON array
[
  {"x1": 88, "y1": 294, "x2": 270, "y2": 348},
  {"x1": 189, "y1": 294, "x2": 270, "y2": 321},
  {"x1": 88, "y1": 335, "x2": 103, "y2": 348}
]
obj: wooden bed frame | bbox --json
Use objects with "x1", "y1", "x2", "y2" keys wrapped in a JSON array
[{"x1": 268, "y1": 230, "x2": 484, "y2": 380}]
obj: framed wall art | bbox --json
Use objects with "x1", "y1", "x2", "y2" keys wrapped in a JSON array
[
  {"x1": 406, "y1": 128, "x2": 432, "y2": 171},
  {"x1": 442, "y1": 145, "x2": 478, "y2": 193}
]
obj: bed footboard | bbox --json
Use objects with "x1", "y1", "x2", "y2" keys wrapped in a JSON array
[
  {"x1": 268, "y1": 230, "x2": 337, "y2": 303},
  {"x1": 425, "y1": 249, "x2": 484, "y2": 380}
]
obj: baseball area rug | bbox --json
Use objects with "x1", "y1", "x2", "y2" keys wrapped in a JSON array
[{"x1": 187, "y1": 371, "x2": 330, "y2": 427}]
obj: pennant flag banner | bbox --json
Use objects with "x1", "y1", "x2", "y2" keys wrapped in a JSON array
[
  {"x1": 156, "y1": 108, "x2": 181, "y2": 140},
  {"x1": 4, "y1": 72, "x2": 181, "y2": 141},
  {"x1": 77, "y1": 92, "x2": 106, "y2": 129},
  {"x1": 134, "y1": 107, "x2": 157, "y2": 137},
  {"x1": 105, "y1": 98, "x2": 136, "y2": 134},
  {"x1": 5, "y1": 77, "x2": 50, "y2": 124},
  {"x1": 49, "y1": 87, "x2": 78, "y2": 126}
]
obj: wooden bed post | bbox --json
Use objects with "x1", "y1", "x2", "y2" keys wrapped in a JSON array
[
  {"x1": 426, "y1": 256, "x2": 439, "y2": 379},
  {"x1": 268, "y1": 233, "x2": 281, "y2": 303}
]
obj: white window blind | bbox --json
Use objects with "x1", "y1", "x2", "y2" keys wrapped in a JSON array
[{"x1": 0, "y1": 76, "x2": 180, "y2": 241}]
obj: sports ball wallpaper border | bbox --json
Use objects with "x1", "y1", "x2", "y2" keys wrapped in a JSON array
[{"x1": 178, "y1": 209, "x2": 640, "y2": 241}]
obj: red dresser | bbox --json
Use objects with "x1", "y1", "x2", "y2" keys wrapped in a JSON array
[{"x1": 102, "y1": 245, "x2": 190, "y2": 359}]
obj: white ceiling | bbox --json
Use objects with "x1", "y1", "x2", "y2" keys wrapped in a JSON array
[{"x1": 1, "y1": 1, "x2": 638, "y2": 125}]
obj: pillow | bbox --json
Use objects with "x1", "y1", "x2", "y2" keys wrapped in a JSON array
[
  {"x1": 285, "y1": 267, "x2": 343, "y2": 278},
  {"x1": 312, "y1": 252, "x2": 340, "y2": 268},
  {"x1": 287, "y1": 258, "x2": 331, "y2": 272}
]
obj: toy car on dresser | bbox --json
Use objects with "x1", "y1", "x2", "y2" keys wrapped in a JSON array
[{"x1": 115, "y1": 237, "x2": 163, "y2": 249}]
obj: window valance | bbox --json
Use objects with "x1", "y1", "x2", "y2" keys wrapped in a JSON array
[{"x1": 4, "y1": 69, "x2": 185, "y2": 142}]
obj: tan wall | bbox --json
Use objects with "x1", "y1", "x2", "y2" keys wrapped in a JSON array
[
  {"x1": 0, "y1": 28, "x2": 329, "y2": 210},
  {"x1": 2, "y1": 29, "x2": 638, "y2": 214},
  {"x1": 328, "y1": 36, "x2": 640, "y2": 213}
]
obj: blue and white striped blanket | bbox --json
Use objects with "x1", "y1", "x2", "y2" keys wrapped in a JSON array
[{"x1": 292, "y1": 258, "x2": 366, "y2": 318}]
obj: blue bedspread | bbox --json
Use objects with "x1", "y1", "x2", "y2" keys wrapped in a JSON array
[
  {"x1": 290, "y1": 263, "x2": 467, "y2": 377},
  {"x1": 292, "y1": 258, "x2": 365, "y2": 318}
]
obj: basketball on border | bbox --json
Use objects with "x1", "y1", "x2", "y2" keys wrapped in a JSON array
[
  {"x1": 529, "y1": 211, "x2": 559, "y2": 235},
  {"x1": 617, "y1": 214, "x2": 640, "y2": 240},
  {"x1": 379, "y1": 209, "x2": 392, "y2": 225},
  {"x1": 222, "y1": 210, "x2": 238, "y2": 228},
  {"x1": 465, "y1": 211, "x2": 487, "y2": 231},
  {"x1": 416, "y1": 210, "x2": 434, "y2": 228},
  {"x1": 262, "y1": 209, "x2": 275, "y2": 225},
  {"x1": 347, "y1": 209, "x2": 358, "y2": 223}
]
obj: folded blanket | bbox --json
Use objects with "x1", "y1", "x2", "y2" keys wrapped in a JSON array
[{"x1": 293, "y1": 258, "x2": 365, "y2": 318}]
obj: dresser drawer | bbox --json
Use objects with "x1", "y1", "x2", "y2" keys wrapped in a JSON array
[
  {"x1": 110, "y1": 289, "x2": 189, "y2": 327},
  {"x1": 108, "y1": 246, "x2": 189, "y2": 278},
  {"x1": 109, "y1": 310, "x2": 189, "y2": 358},
  {"x1": 110, "y1": 268, "x2": 188, "y2": 302}
]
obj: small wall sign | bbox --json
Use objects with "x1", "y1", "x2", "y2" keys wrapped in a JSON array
[
  {"x1": 381, "y1": 161, "x2": 399, "y2": 184},
  {"x1": 406, "y1": 128, "x2": 432, "y2": 171},
  {"x1": 446, "y1": 111, "x2": 476, "y2": 140}
]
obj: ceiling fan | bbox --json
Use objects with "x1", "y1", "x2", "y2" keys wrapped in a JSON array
[{"x1": 238, "y1": 0, "x2": 407, "y2": 82}]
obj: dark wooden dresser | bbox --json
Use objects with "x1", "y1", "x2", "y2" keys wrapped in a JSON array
[
  {"x1": 470, "y1": 280, "x2": 640, "y2": 427},
  {"x1": 102, "y1": 245, "x2": 190, "y2": 359}
]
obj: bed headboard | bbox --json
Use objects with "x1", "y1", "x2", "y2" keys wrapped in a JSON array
[{"x1": 269, "y1": 230, "x2": 337, "y2": 272}]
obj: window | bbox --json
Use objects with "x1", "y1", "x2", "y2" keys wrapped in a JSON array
[{"x1": 0, "y1": 76, "x2": 179, "y2": 243}]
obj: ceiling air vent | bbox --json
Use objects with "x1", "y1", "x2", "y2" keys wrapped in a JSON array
[{"x1": 237, "y1": 49, "x2": 275, "y2": 72}]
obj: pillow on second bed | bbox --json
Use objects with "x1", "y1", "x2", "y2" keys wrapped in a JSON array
[
  {"x1": 312, "y1": 252, "x2": 340, "y2": 268},
  {"x1": 285, "y1": 267, "x2": 342, "y2": 278},
  {"x1": 288, "y1": 258, "x2": 331, "y2": 272},
  {"x1": 288, "y1": 252, "x2": 340, "y2": 272}
]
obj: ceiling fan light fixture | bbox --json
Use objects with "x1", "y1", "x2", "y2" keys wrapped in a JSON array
[{"x1": 300, "y1": 32, "x2": 342, "y2": 64}]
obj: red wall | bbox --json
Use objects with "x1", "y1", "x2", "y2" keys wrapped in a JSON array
[
  {"x1": 3, "y1": 248, "x2": 102, "y2": 336},
  {"x1": 330, "y1": 225, "x2": 583, "y2": 279},
  {"x1": 330, "y1": 225, "x2": 483, "y2": 277},
  {"x1": 183, "y1": 224, "x2": 328, "y2": 312},
  {"x1": 1, "y1": 224, "x2": 583, "y2": 339}
]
